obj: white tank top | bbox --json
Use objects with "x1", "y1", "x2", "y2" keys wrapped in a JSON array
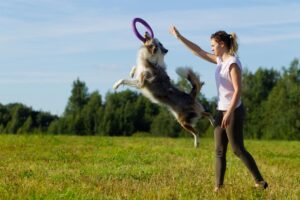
[{"x1": 215, "y1": 56, "x2": 242, "y2": 111}]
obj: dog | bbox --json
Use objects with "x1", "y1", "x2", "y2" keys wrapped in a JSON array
[{"x1": 113, "y1": 33, "x2": 215, "y2": 148}]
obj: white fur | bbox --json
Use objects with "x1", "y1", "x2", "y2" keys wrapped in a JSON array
[
  {"x1": 134, "y1": 43, "x2": 166, "y2": 78},
  {"x1": 140, "y1": 87, "x2": 159, "y2": 104}
]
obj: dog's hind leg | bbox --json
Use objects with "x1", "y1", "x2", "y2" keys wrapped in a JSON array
[
  {"x1": 202, "y1": 112, "x2": 216, "y2": 127},
  {"x1": 179, "y1": 122, "x2": 199, "y2": 148}
]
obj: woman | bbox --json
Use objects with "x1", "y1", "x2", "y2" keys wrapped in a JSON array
[{"x1": 169, "y1": 26, "x2": 268, "y2": 191}]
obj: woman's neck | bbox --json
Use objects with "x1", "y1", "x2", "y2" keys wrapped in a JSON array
[{"x1": 221, "y1": 53, "x2": 231, "y2": 62}]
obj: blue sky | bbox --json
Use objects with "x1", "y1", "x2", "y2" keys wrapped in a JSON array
[{"x1": 0, "y1": 0, "x2": 299, "y2": 116}]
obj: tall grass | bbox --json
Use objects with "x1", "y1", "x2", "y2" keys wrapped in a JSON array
[{"x1": 0, "y1": 135, "x2": 299, "y2": 199}]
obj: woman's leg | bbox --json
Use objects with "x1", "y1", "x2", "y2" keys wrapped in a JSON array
[
  {"x1": 214, "y1": 111, "x2": 229, "y2": 188},
  {"x1": 225, "y1": 105, "x2": 265, "y2": 183}
]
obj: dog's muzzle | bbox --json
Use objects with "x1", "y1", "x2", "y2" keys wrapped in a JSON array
[{"x1": 162, "y1": 47, "x2": 168, "y2": 54}]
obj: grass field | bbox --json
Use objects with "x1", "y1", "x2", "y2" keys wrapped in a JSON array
[{"x1": 0, "y1": 135, "x2": 299, "y2": 199}]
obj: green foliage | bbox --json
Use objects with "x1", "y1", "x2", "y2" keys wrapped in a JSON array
[
  {"x1": 82, "y1": 91, "x2": 103, "y2": 135},
  {"x1": 0, "y1": 103, "x2": 57, "y2": 134},
  {"x1": 0, "y1": 59, "x2": 299, "y2": 140},
  {"x1": 150, "y1": 107, "x2": 181, "y2": 137},
  {"x1": 134, "y1": 95, "x2": 159, "y2": 132},
  {"x1": 6, "y1": 104, "x2": 31, "y2": 133},
  {"x1": 242, "y1": 58, "x2": 299, "y2": 140},
  {"x1": 261, "y1": 59, "x2": 300, "y2": 139},
  {"x1": 242, "y1": 67, "x2": 280, "y2": 138},
  {"x1": 64, "y1": 78, "x2": 89, "y2": 116},
  {"x1": 101, "y1": 90, "x2": 140, "y2": 136},
  {"x1": 17, "y1": 116, "x2": 33, "y2": 134}
]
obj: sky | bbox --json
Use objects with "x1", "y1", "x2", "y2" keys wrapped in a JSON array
[{"x1": 0, "y1": 0, "x2": 299, "y2": 116}]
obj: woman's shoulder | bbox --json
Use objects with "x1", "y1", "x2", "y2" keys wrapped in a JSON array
[
  {"x1": 229, "y1": 55, "x2": 239, "y2": 62},
  {"x1": 229, "y1": 56, "x2": 242, "y2": 69}
]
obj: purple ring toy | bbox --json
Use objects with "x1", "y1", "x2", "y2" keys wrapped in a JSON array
[{"x1": 132, "y1": 18, "x2": 154, "y2": 42}]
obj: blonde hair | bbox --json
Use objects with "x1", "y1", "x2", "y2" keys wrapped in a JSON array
[
  {"x1": 211, "y1": 31, "x2": 239, "y2": 56},
  {"x1": 229, "y1": 32, "x2": 238, "y2": 56}
]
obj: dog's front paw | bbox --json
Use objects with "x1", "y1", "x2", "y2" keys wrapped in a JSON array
[
  {"x1": 130, "y1": 66, "x2": 136, "y2": 78},
  {"x1": 113, "y1": 80, "x2": 123, "y2": 90}
]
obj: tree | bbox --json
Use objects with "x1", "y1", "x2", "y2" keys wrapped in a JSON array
[
  {"x1": 101, "y1": 90, "x2": 140, "y2": 136},
  {"x1": 262, "y1": 59, "x2": 300, "y2": 139},
  {"x1": 0, "y1": 104, "x2": 11, "y2": 133},
  {"x1": 150, "y1": 107, "x2": 181, "y2": 137},
  {"x1": 72, "y1": 113, "x2": 85, "y2": 135},
  {"x1": 64, "y1": 78, "x2": 89, "y2": 115},
  {"x1": 242, "y1": 67, "x2": 280, "y2": 138},
  {"x1": 82, "y1": 91, "x2": 102, "y2": 135},
  {"x1": 58, "y1": 79, "x2": 92, "y2": 135},
  {"x1": 133, "y1": 95, "x2": 159, "y2": 132},
  {"x1": 17, "y1": 116, "x2": 33, "y2": 134},
  {"x1": 34, "y1": 111, "x2": 58, "y2": 132},
  {"x1": 6, "y1": 104, "x2": 31, "y2": 133},
  {"x1": 47, "y1": 119, "x2": 60, "y2": 134}
]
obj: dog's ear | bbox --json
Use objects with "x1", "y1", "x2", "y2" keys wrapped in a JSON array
[{"x1": 144, "y1": 32, "x2": 152, "y2": 42}]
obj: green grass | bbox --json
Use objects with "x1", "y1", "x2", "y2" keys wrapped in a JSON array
[{"x1": 0, "y1": 135, "x2": 299, "y2": 199}]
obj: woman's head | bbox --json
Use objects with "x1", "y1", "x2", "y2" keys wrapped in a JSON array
[{"x1": 210, "y1": 31, "x2": 238, "y2": 56}]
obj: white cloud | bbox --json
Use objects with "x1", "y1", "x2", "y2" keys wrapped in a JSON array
[
  {"x1": 0, "y1": 63, "x2": 129, "y2": 85},
  {"x1": 1, "y1": 2, "x2": 299, "y2": 40},
  {"x1": 241, "y1": 32, "x2": 300, "y2": 44}
]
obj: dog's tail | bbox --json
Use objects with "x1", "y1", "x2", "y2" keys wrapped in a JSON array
[{"x1": 176, "y1": 67, "x2": 204, "y2": 99}]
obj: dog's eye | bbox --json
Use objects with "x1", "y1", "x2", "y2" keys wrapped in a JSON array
[
  {"x1": 148, "y1": 45, "x2": 157, "y2": 54},
  {"x1": 153, "y1": 46, "x2": 157, "y2": 52},
  {"x1": 147, "y1": 44, "x2": 154, "y2": 49}
]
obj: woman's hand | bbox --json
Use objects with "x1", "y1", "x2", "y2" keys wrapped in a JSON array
[
  {"x1": 169, "y1": 26, "x2": 181, "y2": 39},
  {"x1": 221, "y1": 111, "x2": 232, "y2": 128}
]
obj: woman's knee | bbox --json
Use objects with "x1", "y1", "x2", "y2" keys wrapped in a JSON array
[
  {"x1": 232, "y1": 146, "x2": 246, "y2": 157},
  {"x1": 215, "y1": 146, "x2": 227, "y2": 158}
]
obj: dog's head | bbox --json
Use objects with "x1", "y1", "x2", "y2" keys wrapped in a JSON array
[
  {"x1": 140, "y1": 32, "x2": 168, "y2": 67},
  {"x1": 143, "y1": 32, "x2": 168, "y2": 55}
]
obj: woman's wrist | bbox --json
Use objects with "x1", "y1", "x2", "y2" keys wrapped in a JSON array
[{"x1": 226, "y1": 108, "x2": 234, "y2": 116}]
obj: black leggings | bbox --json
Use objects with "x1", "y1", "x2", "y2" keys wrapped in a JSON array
[{"x1": 214, "y1": 104, "x2": 264, "y2": 187}]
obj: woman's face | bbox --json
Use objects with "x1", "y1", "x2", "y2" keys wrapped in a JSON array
[{"x1": 211, "y1": 38, "x2": 225, "y2": 56}]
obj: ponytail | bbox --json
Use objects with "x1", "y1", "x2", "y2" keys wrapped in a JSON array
[{"x1": 229, "y1": 32, "x2": 238, "y2": 56}]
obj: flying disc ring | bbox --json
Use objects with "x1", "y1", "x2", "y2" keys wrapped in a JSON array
[{"x1": 132, "y1": 18, "x2": 154, "y2": 42}]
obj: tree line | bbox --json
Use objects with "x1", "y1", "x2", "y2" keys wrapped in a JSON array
[{"x1": 0, "y1": 59, "x2": 299, "y2": 140}]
